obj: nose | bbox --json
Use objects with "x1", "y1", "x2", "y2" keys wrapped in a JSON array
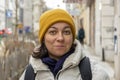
[{"x1": 56, "y1": 32, "x2": 64, "y2": 41}]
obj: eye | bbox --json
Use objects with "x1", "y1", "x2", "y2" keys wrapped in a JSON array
[
  {"x1": 63, "y1": 30, "x2": 71, "y2": 35},
  {"x1": 49, "y1": 30, "x2": 57, "y2": 35}
]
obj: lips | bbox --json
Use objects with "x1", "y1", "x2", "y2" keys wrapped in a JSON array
[{"x1": 54, "y1": 45, "x2": 65, "y2": 49}]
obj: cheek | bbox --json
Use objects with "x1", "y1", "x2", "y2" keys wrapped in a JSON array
[
  {"x1": 66, "y1": 38, "x2": 72, "y2": 44},
  {"x1": 44, "y1": 35, "x2": 54, "y2": 45},
  {"x1": 66, "y1": 37, "x2": 73, "y2": 46},
  {"x1": 69, "y1": 36, "x2": 73, "y2": 42}
]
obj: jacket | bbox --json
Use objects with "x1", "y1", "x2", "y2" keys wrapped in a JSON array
[
  {"x1": 19, "y1": 39, "x2": 110, "y2": 80},
  {"x1": 78, "y1": 28, "x2": 85, "y2": 40}
]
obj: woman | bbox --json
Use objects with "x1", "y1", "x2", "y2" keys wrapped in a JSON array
[{"x1": 19, "y1": 9, "x2": 110, "y2": 80}]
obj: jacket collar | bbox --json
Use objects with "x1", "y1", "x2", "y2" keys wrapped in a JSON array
[
  {"x1": 29, "y1": 39, "x2": 85, "y2": 72},
  {"x1": 62, "y1": 39, "x2": 85, "y2": 69}
]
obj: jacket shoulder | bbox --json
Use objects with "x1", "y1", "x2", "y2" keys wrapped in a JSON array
[{"x1": 90, "y1": 59, "x2": 110, "y2": 80}]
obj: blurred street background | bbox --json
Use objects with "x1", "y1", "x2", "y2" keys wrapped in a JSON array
[{"x1": 0, "y1": 0, "x2": 120, "y2": 80}]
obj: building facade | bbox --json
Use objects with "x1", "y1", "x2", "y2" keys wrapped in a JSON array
[
  {"x1": 32, "y1": 0, "x2": 47, "y2": 36},
  {"x1": 0, "y1": 0, "x2": 5, "y2": 30},
  {"x1": 0, "y1": 7, "x2": 5, "y2": 30},
  {"x1": 63, "y1": 0, "x2": 120, "y2": 78},
  {"x1": 114, "y1": 0, "x2": 120, "y2": 80}
]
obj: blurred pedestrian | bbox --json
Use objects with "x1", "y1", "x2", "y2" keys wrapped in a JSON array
[
  {"x1": 19, "y1": 9, "x2": 110, "y2": 80},
  {"x1": 78, "y1": 27, "x2": 85, "y2": 45},
  {"x1": 114, "y1": 28, "x2": 118, "y2": 54}
]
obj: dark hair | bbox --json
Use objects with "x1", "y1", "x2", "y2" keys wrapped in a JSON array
[
  {"x1": 32, "y1": 42, "x2": 48, "y2": 59},
  {"x1": 32, "y1": 42, "x2": 76, "y2": 59}
]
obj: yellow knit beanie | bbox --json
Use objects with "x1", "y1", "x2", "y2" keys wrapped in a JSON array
[{"x1": 39, "y1": 9, "x2": 76, "y2": 43}]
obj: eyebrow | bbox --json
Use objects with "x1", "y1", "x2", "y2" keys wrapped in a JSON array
[{"x1": 50, "y1": 26, "x2": 71, "y2": 29}]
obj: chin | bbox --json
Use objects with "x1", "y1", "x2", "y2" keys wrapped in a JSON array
[{"x1": 55, "y1": 51, "x2": 67, "y2": 56}]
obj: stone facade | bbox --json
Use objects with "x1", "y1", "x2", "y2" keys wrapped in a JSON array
[
  {"x1": 32, "y1": 0, "x2": 47, "y2": 36},
  {"x1": 0, "y1": 7, "x2": 5, "y2": 29}
]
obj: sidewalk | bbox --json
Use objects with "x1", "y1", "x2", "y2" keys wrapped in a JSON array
[{"x1": 83, "y1": 45, "x2": 115, "y2": 80}]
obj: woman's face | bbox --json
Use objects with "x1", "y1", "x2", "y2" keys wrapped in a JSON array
[{"x1": 44, "y1": 22, "x2": 73, "y2": 60}]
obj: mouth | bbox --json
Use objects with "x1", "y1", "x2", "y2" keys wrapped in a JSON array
[{"x1": 55, "y1": 45, "x2": 65, "y2": 49}]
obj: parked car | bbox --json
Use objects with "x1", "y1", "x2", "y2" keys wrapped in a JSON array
[{"x1": 0, "y1": 28, "x2": 12, "y2": 37}]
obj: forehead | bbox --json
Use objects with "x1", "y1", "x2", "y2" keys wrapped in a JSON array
[{"x1": 49, "y1": 22, "x2": 71, "y2": 29}]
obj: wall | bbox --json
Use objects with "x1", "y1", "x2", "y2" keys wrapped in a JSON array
[
  {"x1": 32, "y1": 0, "x2": 46, "y2": 36},
  {"x1": 114, "y1": 0, "x2": 120, "y2": 80},
  {"x1": 0, "y1": 1, "x2": 5, "y2": 29},
  {"x1": 23, "y1": 0, "x2": 33, "y2": 30},
  {"x1": 101, "y1": 0, "x2": 115, "y2": 62}
]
